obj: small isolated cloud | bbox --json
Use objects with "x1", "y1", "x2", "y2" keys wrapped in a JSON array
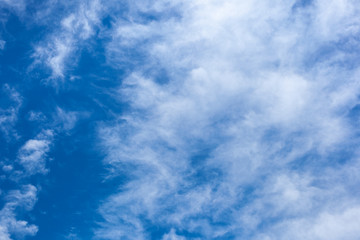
[
  {"x1": 27, "y1": 111, "x2": 47, "y2": 122},
  {"x1": 64, "y1": 227, "x2": 82, "y2": 240},
  {"x1": 54, "y1": 106, "x2": 88, "y2": 131},
  {"x1": 2, "y1": 164, "x2": 13, "y2": 173},
  {"x1": 17, "y1": 130, "x2": 54, "y2": 176},
  {"x1": 0, "y1": 40, "x2": 5, "y2": 50},
  {"x1": 0, "y1": 0, "x2": 26, "y2": 14}
]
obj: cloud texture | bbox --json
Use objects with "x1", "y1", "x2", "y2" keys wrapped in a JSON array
[
  {"x1": 1, "y1": 0, "x2": 360, "y2": 239},
  {"x1": 94, "y1": 0, "x2": 360, "y2": 239}
]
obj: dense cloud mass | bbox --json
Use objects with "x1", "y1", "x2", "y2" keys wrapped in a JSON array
[{"x1": 1, "y1": 0, "x2": 360, "y2": 239}]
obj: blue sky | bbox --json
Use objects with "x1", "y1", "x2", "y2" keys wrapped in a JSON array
[{"x1": 1, "y1": 0, "x2": 360, "y2": 239}]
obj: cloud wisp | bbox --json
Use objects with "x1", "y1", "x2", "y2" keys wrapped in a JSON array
[
  {"x1": 32, "y1": 0, "x2": 102, "y2": 82},
  {"x1": 0, "y1": 185, "x2": 38, "y2": 240},
  {"x1": 17, "y1": 129, "x2": 54, "y2": 176},
  {"x1": 0, "y1": 84, "x2": 22, "y2": 141},
  {"x1": 95, "y1": 0, "x2": 360, "y2": 239}
]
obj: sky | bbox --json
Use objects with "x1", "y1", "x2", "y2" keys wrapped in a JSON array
[{"x1": 1, "y1": 0, "x2": 360, "y2": 239}]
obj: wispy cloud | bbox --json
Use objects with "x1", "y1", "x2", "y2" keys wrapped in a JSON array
[
  {"x1": 0, "y1": 84, "x2": 22, "y2": 141},
  {"x1": 1, "y1": 0, "x2": 359, "y2": 239},
  {"x1": 32, "y1": 0, "x2": 102, "y2": 81},
  {"x1": 0, "y1": 0, "x2": 26, "y2": 14},
  {"x1": 95, "y1": 0, "x2": 360, "y2": 239},
  {"x1": 53, "y1": 107, "x2": 83, "y2": 131},
  {"x1": 17, "y1": 129, "x2": 53, "y2": 176},
  {"x1": 0, "y1": 185, "x2": 38, "y2": 240},
  {"x1": 0, "y1": 40, "x2": 5, "y2": 50},
  {"x1": 162, "y1": 229, "x2": 186, "y2": 240}
]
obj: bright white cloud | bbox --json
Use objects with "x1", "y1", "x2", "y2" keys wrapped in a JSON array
[{"x1": 95, "y1": 0, "x2": 360, "y2": 239}]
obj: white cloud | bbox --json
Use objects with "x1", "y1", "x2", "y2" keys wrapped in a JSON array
[
  {"x1": 34, "y1": 39, "x2": 72, "y2": 78},
  {"x1": 54, "y1": 107, "x2": 80, "y2": 131},
  {"x1": 17, "y1": 129, "x2": 54, "y2": 176},
  {"x1": 253, "y1": 206, "x2": 360, "y2": 240},
  {"x1": 32, "y1": 0, "x2": 102, "y2": 81},
  {"x1": 0, "y1": 185, "x2": 38, "y2": 240},
  {"x1": 95, "y1": 0, "x2": 360, "y2": 239},
  {"x1": 0, "y1": 84, "x2": 22, "y2": 140},
  {"x1": 0, "y1": 226, "x2": 11, "y2": 240},
  {"x1": 53, "y1": 106, "x2": 89, "y2": 131}
]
